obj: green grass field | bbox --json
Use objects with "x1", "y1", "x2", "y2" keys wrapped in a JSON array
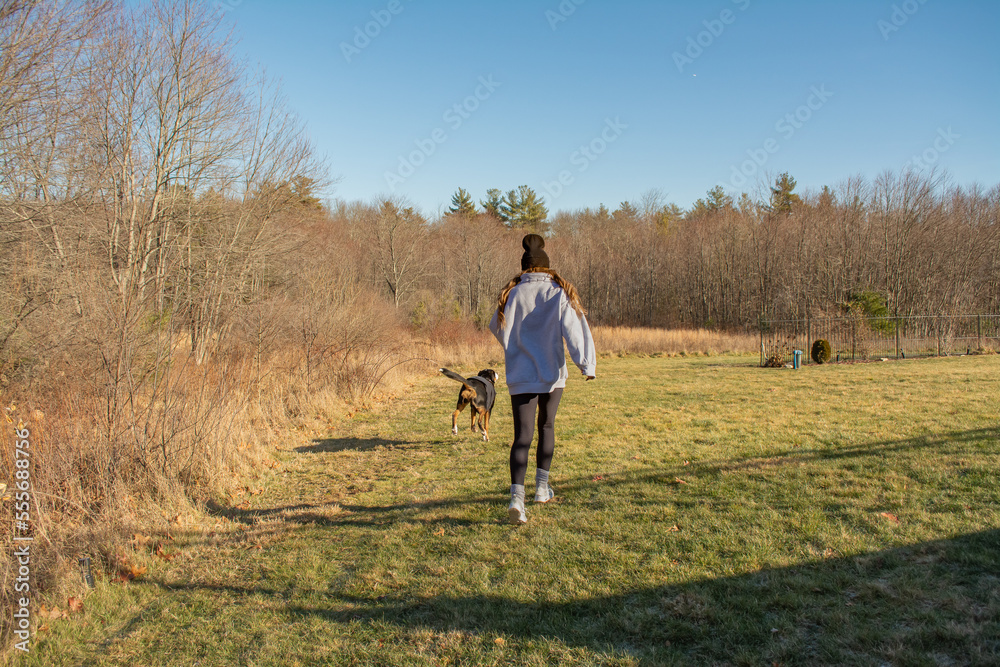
[{"x1": 17, "y1": 355, "x2": 1000, "y2": 666}]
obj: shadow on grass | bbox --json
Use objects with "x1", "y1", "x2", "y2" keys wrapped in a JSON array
[
  {"x1": 204, "y1": 495, "x2": 503, "y2": 528},
  {"x1": 208, "y1": 427, "x2": 1000, "y2": 530},
  {"x1": 287, "y1": 528, "x2": 1000, "y2": 665},
  {"x1": 296, "y1": 436, "x2": 412, "y2": 453},
  {"x1": 142, "y1": 427, "x2": 1000, "y2": 663}
]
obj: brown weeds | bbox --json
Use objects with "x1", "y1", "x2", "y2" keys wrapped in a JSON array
[{"x1": 592, "y1": 326, "x2": 758, "y2": 357}]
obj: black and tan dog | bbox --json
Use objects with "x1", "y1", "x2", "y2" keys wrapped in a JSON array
[{"x1": 439, "y1": 368, "x2": 498, "y2": 441}]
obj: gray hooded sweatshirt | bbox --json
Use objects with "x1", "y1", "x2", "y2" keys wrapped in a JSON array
[{"x1": 489, "y1": 273, "x2": 597, "y2": 395}]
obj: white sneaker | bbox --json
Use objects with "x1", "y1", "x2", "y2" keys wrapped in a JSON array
[
  {"x1": 535, "y1": 482, "x2": 555, "y2": 503},
  {"x1": 508, "y1": 496, "x2": 527, "y2": 524}
]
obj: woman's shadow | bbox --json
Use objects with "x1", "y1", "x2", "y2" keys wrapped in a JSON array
[{"x1": 295, "y1": 436, "x2": 411, "y2": 453}]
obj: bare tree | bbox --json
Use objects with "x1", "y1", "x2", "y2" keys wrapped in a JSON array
[
  {"x1": 361, "y1": 196, "x2": 429, "y2": 309},
  {"x1": 439, "y1": 213, "x2": 512, "y2": 325}
]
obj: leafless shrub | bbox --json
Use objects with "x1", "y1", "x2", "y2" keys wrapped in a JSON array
[{"x1": 763, "y1": 337, "x2": 793, "y2": 368}]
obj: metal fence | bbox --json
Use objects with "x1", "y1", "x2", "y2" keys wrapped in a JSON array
[{"x1": 759, "y1": 315, "x2": 1000, "y2": 366}]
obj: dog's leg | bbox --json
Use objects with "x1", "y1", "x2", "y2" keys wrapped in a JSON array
[
  {"x1": 482, "y1": 409, "x2": 490, "y2": 442},
  {"x1": 474, "y1": 408, "x2": 486, "y2": 441},
  {"x1": 470, "y1": 408, "x2": 478, "y2": 433},
  {"x1": 451, "y1": 408, "x2": 461, "y2": 435}
]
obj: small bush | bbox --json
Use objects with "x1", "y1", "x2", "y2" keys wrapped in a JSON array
[{"x1": 812, "y1": 339, "x2": 832, "y2": 364}]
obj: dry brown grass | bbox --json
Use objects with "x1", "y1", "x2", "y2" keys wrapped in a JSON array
[
  {"x1": 409, "y1": 324, "x2": 760, "y2": 379},
  {"x1": 413, "y1": 320, "x2": 502, "y2": 371},
  {"x1": 592, "y1": 325, "x2": 759, "y2": 357}
]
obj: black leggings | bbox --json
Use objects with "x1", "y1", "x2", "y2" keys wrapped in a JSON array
[{"x1": 509, "y1": 389, "x2": 564, "y2": 485}]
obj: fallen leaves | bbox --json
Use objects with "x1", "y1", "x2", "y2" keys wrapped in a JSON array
[
  {"x1": 592, "y1": 475, "x2": 604, "y2": 482},
  {"x1": 131, "y1": 533, "x2": 152, "y2": 549},
  {"x1": 34, "y1": 598, "x2": 85, "y2": 626},
  {"x1": 132, "y1": 533, "x2": 177, "y2": 561},
  {"x1": 673, "y1": 477, "x2": 688, "y2": 485},
  {"x1": 39, "y1": 605, "x2": 66, "y2": 620},
  {"x1": 879, "y1": 511, "x2": 900, "y2": 524},
  {"x1": 115, "y1": 556, "x2": 148, "y2": 583},
  {"x1": 154, "y1": 543, "x2": 176, "y2": 561}
]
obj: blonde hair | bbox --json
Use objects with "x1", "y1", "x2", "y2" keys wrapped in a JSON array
[{"x1": 495, "y1": 268, "x2": 587, "y2": 330}]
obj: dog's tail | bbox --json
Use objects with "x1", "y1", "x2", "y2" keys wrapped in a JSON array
[{"x1": 440, "y1": 368, "x2": 476, "y2": 396}]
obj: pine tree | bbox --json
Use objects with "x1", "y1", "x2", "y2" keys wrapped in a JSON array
[
  {"x1": 290, "y1": 175, "x2": 323, "y2": 209},
  {"x1": 481, "y1": 188, "x2": 505, "y2": 221},
  {"x1": 652, "y1": 203, "x2": 683, "y2": 233},
  {"x1": 769, "y1": 172, "x2": 801, "y2": 214},
  {"x1": 706, "y1": 185, "x2": 733, "y2": 211},
  {"x1": 501, "y1": 185, "x2": 548, "y2": 233},
  {"x1": 613, "y1": 201, "x2": 638, "y2": 222},
  {"x1": 817, "y1": 185, "x2": 835, "y2": 209},
  {"x1": 689, "y1": 186, "x2": 733, "y2": 217},
  {"x1": 448, "y1": 187, "x2": 477, "y2": 217}
]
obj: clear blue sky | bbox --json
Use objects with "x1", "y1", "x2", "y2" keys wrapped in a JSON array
[{"x1": 227, "y1": 0, "x2": 1000, "y2": 216}]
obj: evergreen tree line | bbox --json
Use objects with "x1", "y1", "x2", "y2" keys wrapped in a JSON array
[{"x1": 340, "y1": 174, "x2": 1000, "y2": 333}]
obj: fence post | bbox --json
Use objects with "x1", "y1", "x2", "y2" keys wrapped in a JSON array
[
  {"x1": 978, "y1": 315, "x2": 982, "y2": 351},
  {"x1": 759, "y1": 317, "x2": 764, "y2": 367},
  {"x1": 851, "y1": 318, "x2": 856, "y2": 361},
  {"x1": 895, "y1": 318, "x2": 900, "y2": 359},
  {"x1": 937, "y1": 316, "x2": 942, "y2": 357},
  {"x1": 806, "y1": 315, "x2": 811, "y2": 364}
]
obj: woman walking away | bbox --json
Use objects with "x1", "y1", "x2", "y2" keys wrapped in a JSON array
[{"x1": 489, "y1": 234, "x2": 596, "y2": 525}]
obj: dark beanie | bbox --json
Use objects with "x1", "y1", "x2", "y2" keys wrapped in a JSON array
[{"x1": 520, "y1": 234, "x2": 550, "y2": 270}]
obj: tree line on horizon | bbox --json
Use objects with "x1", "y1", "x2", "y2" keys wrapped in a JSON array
[{"x1": 362, "y1": 171, "x2": 1000, "y2": 332}]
